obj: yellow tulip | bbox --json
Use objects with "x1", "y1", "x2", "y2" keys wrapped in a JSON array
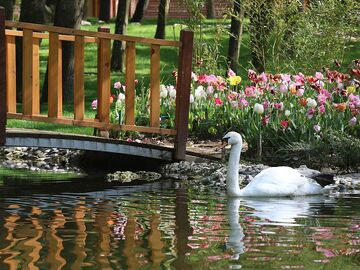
[
  {"x1": 346, "y1": 86, "x2": 356, "y2": 93},
  {"x1": 229, "y1": 76, "x2": 242, "y2": 86}
]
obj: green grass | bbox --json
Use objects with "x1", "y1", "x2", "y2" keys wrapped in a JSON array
[{"x1": 0, "y1": 168, "x2": 82, "y2": 184}]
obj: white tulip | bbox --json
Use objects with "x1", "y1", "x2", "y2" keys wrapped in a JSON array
[
  {"x1": 167, "y1": 85, "x2": 177, "y2": 98},
  {"x1": 118, "y1": 93, "x2": 125, "y2": 101},
  {"x1": 189, "y1": 94, "x2": 194, "y2": 103},
  {"x1": 306, "y1": 98, "x2": 317, "y2": 108},
  {"x1": 160, "y1": 85, "x2": 168, "y2": 98},
  {"x1": 254, "y1": 103, "x2": 264, "y2": 114},
  {"x1": 195, "y1": 86, "x2": 206, "y2": 99}
]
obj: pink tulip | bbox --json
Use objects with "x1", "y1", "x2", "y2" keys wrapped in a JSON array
[
  {"x1": 313, "y1": 124, "x2": 321, "y2": 133},
  {"x1": 296, "y1": 88, "x2": 304, "y2": 97},
  {"x1": 281, "y1": 74, "x2": 291, "y2": 82},
  {"x1": 280, "y1": 120, "x2": 289, "y2": 128},
  {"x1": 245, "y1": 86, "x2": 256, "y2": 97},
  {"x1": 259, "y1": 72, "x2": 268, "y2": 83},
  {"x1": 228, "y1": 69, "x2": 236, "y2": 77},
  {"x1": 317, "y1": 94, "x2": 327, "y2": 104},
  {"x1": 91, "y1": 99, "x2": 97, "y2": 110},
  {"x1": 307, "y1": 108, "x2": 316, "y2": 119},
  {"x1": 248, "y1": 69, "x2": 257, "y2": 82},
  {"x1": 318, "y1": 104, "x2": 326, "y2": 114},
  {"x1": 263, "y1": 100, "x2": 270, "y2": 110},
  {"x1": 215, "y1": 97, "x2": 223, "y2": 106},
  {"x1": 349, "y1": 117, "x2": 357, "y2": 126},
  {"x1": 262, "y1": 115, "x2": 270, "y2": 126},
  {"x1": 114, "y1": 81, "x2": 122, "y2": 89},
  {"x1": 239, "y1": 97, "x2": 249, "y2": 108},
  {"x1": 315, "y1": 71, "x2": 324, "y2": 80},
  {"x1": 273, "y1": 102, "x2": 284, "y2": 110},
  {"x1": 279, "y1": 83, "x2": 288, "y2": 93}
]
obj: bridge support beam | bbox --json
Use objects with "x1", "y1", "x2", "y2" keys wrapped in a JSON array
[
  {"x1": 0, "y1": 7, "x2": 6, "y2": 145},
  {"x1": 174, "y1": 29, "x2": 194, "y2": 160}
]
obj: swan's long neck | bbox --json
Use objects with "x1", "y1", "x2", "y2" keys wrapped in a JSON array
[{"x1": 227, "y1": 143, "x2": 243, "y2": 196}]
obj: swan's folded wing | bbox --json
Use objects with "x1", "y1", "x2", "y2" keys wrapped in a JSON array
[{"x1": 242, "y1": 167, "x2": 306, "y2": 196}]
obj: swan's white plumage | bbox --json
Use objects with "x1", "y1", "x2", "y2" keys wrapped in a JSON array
[{"x1": 222, "y1": 131, "x2": 325, "y2": 197}]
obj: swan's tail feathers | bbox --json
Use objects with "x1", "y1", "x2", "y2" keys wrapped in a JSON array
[{"x1": 311, "y1": 173, "x2": 335, "y2": 187}]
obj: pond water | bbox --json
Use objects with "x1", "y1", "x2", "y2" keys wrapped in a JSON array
[{"x1": 0, "y1": 170, "x2": 360, "y2": 270}]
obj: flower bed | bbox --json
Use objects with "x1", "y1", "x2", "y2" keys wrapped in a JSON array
[{"x1": 92, "y1": 60, "x2": 360, "y2": 170}]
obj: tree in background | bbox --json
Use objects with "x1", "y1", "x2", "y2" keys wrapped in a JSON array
[
  {"x1": 16, "y1": 0, "x2": 46, "y2": 101},
  {"x1": 99, "y1": 0, "x2": 110, "y2": 22},
  {"x1": 227, "y1": 0, "x2": 243, "y2": 73},
  {"x1": 41, "y1": 0, "x2": 85, "y2": 103},
  {"x1": 0, "y1": 0, "x2": 15, "y2": 20},
  {"x1": 130, "y1": 0, "x2": 149, "y2": 23},
  {"x1": 111, "y1": 0, "x2": 131, "y2": 71},
  {"x1": 154, "y1": 0, "x2": 170, "y2": 39},
  {"x1": 206, "y1": 0, "x2": 215, "y2": 19},
  {"x1": 249, "y1": 0, "x2": 275, "y2": 73}
]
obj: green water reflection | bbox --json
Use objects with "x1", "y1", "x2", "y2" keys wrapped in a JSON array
[{"x1": 0, "y1": 171, "x2": 359, "y2": 269}]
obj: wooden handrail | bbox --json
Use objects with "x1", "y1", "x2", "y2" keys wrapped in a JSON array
[
  {"x1": 6, "y1": 29, "x2": 97, "y2": 42},
  {"x1": 1, "y1": 17, "x2": 194, "y2": 160},
  {"x1": 5, "y1": 20, "x2": 181, "y2": 47}
]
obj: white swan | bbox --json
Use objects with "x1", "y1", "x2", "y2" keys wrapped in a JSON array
[{"x1": 221, "y1": 131, "x2": 334, "y2": 197}]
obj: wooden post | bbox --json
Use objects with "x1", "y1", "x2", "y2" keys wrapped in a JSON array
[
  {"x1": 22, "y1": 29, "x2": 34, "y2": 116},
  {"x1": 32, "y1": 38, "x2": 40, "y2": 114},
  {"x1": 0, "y1": 7, "x2": 6, "y2": 145},
  {"x1": 125, "y1": 41, "x2": 136, "y2": 125},
  {"x1": 48, "y1": 32, "x2": 62, "y2": 118},
  {"x1": 150, "y1": 44, "x2": 160, "y2": 127},
  {"x1": 173, "y1": 29, "x2": 193, "y2": 160},
  {"x1": 97, "y1": 27, "x2": 110, "y2": 137},
  {"x1": 74, "y1": 35, "x2": 85, "y2": 120},
  {"x1": 6, "y1": 35, "x2": 16, "y2": 113}
]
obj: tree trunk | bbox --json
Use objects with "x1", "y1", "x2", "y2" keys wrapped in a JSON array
[
  {"x1": 41, "y1": 0, "x2": 85, "y2": 104},
  {"x1": 99, "y1": 0, "x2": 110, "y2": 22},
  {"x1": 249, "y1": 0, "x2": 274, "y2": 73},
  {"x1": 0, "y1": 0, "x2": 15, "y2": 20},
  {"x1": 16, "y1": 0, "x2": 46, "y2": 102},
  {"x1": 227, "y1": 0, "x2": 243, "y2": 74},
  {"x1": 206, "y1": 0, "x2": 216, "y2": 19},
  {"x1": 154, "y1": 0, "x2": 170, "y2": 39},
  {"x1": 111, "y1": 0, "x2": 130, "y2": 72},
  {"x1": 130, "y1": 0, "x2": 149, "y2": 23}
]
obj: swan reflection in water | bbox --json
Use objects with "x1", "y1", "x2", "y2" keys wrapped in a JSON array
[{"x1": 226, "y1": 196, "x2": 335, "y2": 260}]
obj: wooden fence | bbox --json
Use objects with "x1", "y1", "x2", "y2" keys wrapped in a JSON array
[{"x1": 0, "y1": 7, "x2": 194, "y2": 160}]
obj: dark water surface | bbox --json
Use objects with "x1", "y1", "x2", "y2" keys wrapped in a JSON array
[{"x1": 0, "y1": 171, "x2": 359, "y2": 269}]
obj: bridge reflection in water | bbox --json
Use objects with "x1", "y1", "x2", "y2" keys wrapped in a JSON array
[{"x1": 0, "y1": 180, "x2": 197, "y2": 270}]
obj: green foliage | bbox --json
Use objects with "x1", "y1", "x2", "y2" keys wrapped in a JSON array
[
  {"x1": 179, "y1": 0, "x2": 229, "y2": 74},
  {"x1": 274, "y1": 131, "x2": 360, "y2": 172},
  {"x1": 269, "y1": 0, "x2": 360, "y2": 73}
]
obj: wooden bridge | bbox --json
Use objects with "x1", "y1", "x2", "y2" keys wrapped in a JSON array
[{"x1": 0, "y1": 7, "x2": 194, "y2": 161}]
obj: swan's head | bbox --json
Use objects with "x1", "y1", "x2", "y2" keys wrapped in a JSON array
[{"x1": 221, "y1": 132, "x2": 242, "y2": 148}]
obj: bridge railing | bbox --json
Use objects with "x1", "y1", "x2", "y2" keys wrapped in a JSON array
[{"x1": 0, "y1": 7, "x2": 193, "y2": 160}]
